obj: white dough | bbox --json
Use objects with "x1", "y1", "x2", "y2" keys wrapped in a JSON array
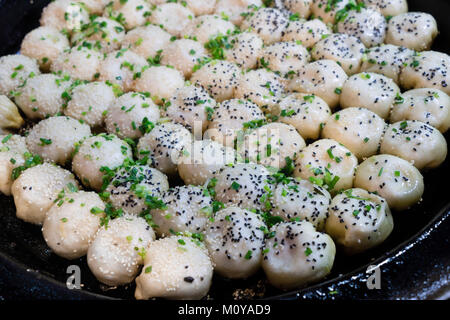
[
  {"x1": 132, "y1": 66, "x2": 185, "y2": 105},
  {"x1": 178, "y1": 139, "x2": 236, "y2": 186},
  {"x1": 282, "y1": 19, "x2": 330, "y2": 49},
  {"x1": 204, "y1": 207, "x2": 265, "y2": 279},
  {"x1": 260, "y1": 41, "x2": 310, "y2": 77},
  {"x1": 381, "y1": 120, "x2": 447, "y2": 170},
  {"x1": 225, "y1": 32, "x2": 263, "y2": 70},
  {"x1": 336, "y1": 7, "x2": 386, "y2": 48},
  {"x1": 322, "y1": 107, "x2": 386, "y2": 160},
  {"x1": 190, "y1": 60, "x2": 241, "y2": 102},
  {"x1": 241, "y1": 8, "x2": 289, "y2": 45},
  {"x1": 51, "y1": 47, "x2": 103, "y2": 81},
  {"x1": 354, "y1": 154, "x2": 424, "y2": 210},
  {"x1": 87, "y1": 214, "x2": 155, "y2": 286},
  {"x1": 237, "y1": 122, "x2": 306, "y2": 169},
  {"x1": 105, "y1": 92, "x2": 160, "y2": 139},
  {"x1": 399, "y1": 51, "x2": 450, "y2": 96},
  {"x1": 11, "y1": 163, "x2": 78, "y2": 225},
  {"x1": 65, "y1": 81, "x2": 116, "y2": 128},
  {"x1": 262, "y1": 221, "x2": 336, "y2": 290},
  {"x1": 106, "y1": 165, "x2": 169, "y2": 215},
  {"x1": 214, "y1": 163, "x2": 275, "y2": 211},
  {"x1": 121, "y1": 25, "x2": 172, "y2": 60},
  {"x1": 389, "y1": 88, "x2": 450, "y2": 133},
  {"x1": 0, "y1": 54, "x2": 40, "y2": 97},
  {"x1": 293, "y1": 139, "x2": 358, "y2": 193},
  {"x1": 151, "y1": 185, "x2": 213, "y2": 237},
  {"x1": 149, "y1": 3, "x2": 194, "y2": 37},
  {"x1": 43, "y1": 190, "x2": 105, "y2": 259},
  {"x1": 312, "y1": 33, "x2": 366, "y2": 75},
  {"x1": 340, "y1": 72, "x2": 401, "y2": 119},
  {"x1": 234, "y1": 69, "x2": 285, "y2": 114},
  {"x1": 15, "y1": 73, "x2": 71, "y2": 120},
  {"x1": 361, "y1": 0, "x2": 408, "y2": 17},
  {"x1": 204, "y1": 98, "x2": 265, "y2": 148},
  {"x1": 20, "y1": 26, "x2": 70, "y2": 71},
  {"x1": 0, "y1": 134, "x2": 29, "y2": 196},
  {"x1": 310, "y1": 0, "x2": 353, "y2": 24},
  {"x1": 72, "y1": 134, "x2": 132, "y2": 190},
  {"x1": 325, "y1": 188, "x2": 394, "y2": 254},
  {"x1": 214, "y1": 0, "x2": 262, "y2": 26},
  {"x1": 277, "y1": 93, "x2": 331, "y2": 140},
  {"x1": 40, "y1": 0, "x2": 89, "y2": 32},
  {"x1": 272, "y1": 178, "x2": 331, "y2": 230},
  {"x1": 386, "y1": 12, "x2": 438, "y2": 51},
  {"x1": 136, "y1": 122, "x2": 193, "y2": 176},
  {"x1": 135, "y1": 236, "x2": 213, "y2": 300},
  {"x1": 104, "y1": 0, "x2": 151, "y2": 30},
  {"x1": 25, "y1": 116, "x2": 91, "y2": 165},
  {"x1": 184, "y1": 14, "x2": 236, "y2": 44},
  {"x1": 288, "y1": 59, "x2": 348, "y2": 109}
]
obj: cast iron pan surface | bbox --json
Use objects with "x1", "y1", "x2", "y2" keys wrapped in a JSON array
[{"x1": 0, "y1": 0, "x2": 449, "y2": 300}]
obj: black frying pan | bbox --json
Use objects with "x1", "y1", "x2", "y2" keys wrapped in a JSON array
[{"x1": 0, "y1": 0, "x2": 449, "y2": 300}]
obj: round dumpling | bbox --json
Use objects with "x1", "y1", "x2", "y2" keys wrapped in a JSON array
[
  {"x1": 20, "y1": 26, "x2": 70, "y2": 71},
  {"x1": 133, "y1": 66, "x2": 184, "y2": 105},
  {"x1": 15, "y1": 73, "x2": 71, "y2": 120},
  {"x1": 277, "y1": 93, "x2": 331, "y2": 140},
  {"x1": 310, "y1": 0, "x2": 353, "y2": 24},
  {"x1": 204, "y1": 207, "x2": 265, "y2": 279},
  {"x1": 184, "y1": 14, "x2": 236, "y2": 44},
  {"x1": 224, "y1": 32, "x2": 263, "y2": 70},
  {"x1": 214, "y1": 163, "x2": 275, "y2": 211},
  {"x1": 293, "y1": 139, "x2": 358, "y2": 193},
  {"x1": 0, "y1": 134, "x2": 29, "y2": 196},
  {"x1": 98, "y1": 49, "x2": 148, "y2": 92},
  {"x1": 151, "y1": 185, "x2": 213, "y2": 237},
  {"x1": 336, "y1": 7, "x2": 386, "y2": 48},
  {"x1": 340, "y1": 72, "x2": 400, "y2": 119},
  {"x1": 282, "y1": 19, "x2": 330, "y2": 48},
  {"x1": 399, "y1": 51, "x2": 450, "y2": 95},
  {"x1": 234, "y1": 69, "x2": 285, "y2": 114},
  {"x1": 40, "y1": 0, "x2": 89, "y2": 32},
  {"x1": 354, "y1": 154, "x2": 424, "y2": 210},
  {"x1": 65, "y1": 81, "x2": 116, "y2": 128},
  {"x1": 325, "y1": 188, "x2": 394, "y2": 254},
  {"x1": 361, "y1": 0, "x2": 408, "y2": 17},
  {"x1": 51, "y1": 47, "x2": 103, "y2": 81},
  {"x1": 182, "y1": 0, "x2": 216, "y2": 16},
  {"x1": 103, "y1": 0, "x2": 151, "y2": 30},
  {"x1": 0, "y1": 54, "x2": 40, "y2": 97},
  {"x1": 204, "y1": 99, "x2": 265, "y2": 148},
  {"x1": 160, "y1": 39, "x2": 209, "y2": 78},
  {"x1": 282, "y1": 0, "x2": 312, "y2": 18},
  {"x1": 288, "y1": 59, "x2": 348, "y2": 109},
  {"x1": 42, "y1": 190, "x2": 105, "y2": 259},
  {"x1": 386, "y1": 12, "x2": 438, "y2": 51},
  {"x1": 389, "y1": 88, "x2": 450, "y2": 133},
  {"x1": 11, "y1": 163, "x2": 78, "y2": 225},
  {"x1": 178, "y1": 139, "x2": 235, "y2": 185},
  {"x1": 71, "y1": 17, "x2": 125, "y2": 53},
  {"x1": 137, "y1": 122, "x2": 193, "y2": 175},
  {"x1": 165, "y1": 85, "x2": 216, "y2": 133},
  {"x1": 87, "y1": 214, "x2": 155, "y2": 286},
  {"x1": 322, "y1": 107, "x2": 386, "y2": 160},
  {"x1": 380, "y1": 120, "x2": 447, "y2": 170},
  {"x1": 260, "y1": 41, "x2": 310, "y2": 77},
  {"x1": 72, "y1": 0, "x2": 109, "y2": 14},
  {"x1": 121, "y1": 25, "x2": 172, "y2": 60},
  {"x1": 25, "y1": 116, "x2": 91, "y2": 165},
  {"x1": 214, "y1": 0, "x2": 262, "y2": 26},
  {"x1": 149, "y1": 3, "x2": 194, "y2": 37},
  {"x1": 272, "y1": 178, "x2": 331, "y2": 230},
  {"x1": 135, "y1": 236, "x2": 213, "y2": 300},
  {"x1": 262, "y1": 221, "x2": 336, "y2": 290},
  {"x1": 72, "y1": 134, "x2": 132, "y2": 190},
  {"x1": 237, "y1": 122, "x2": 306, "y2": 169},
  {"x1": 312, "y1": 33, "x2": 366, "y2": 75},
  {"x1": 360, "y1": 44, "x2": 414, "y2": 84},
  {"x1": 190, "y1": 60, "x2": 240, "y2": 102},
  {"x1": 105, "y1": 92, "x2": 160, "y2": 139},
  {"x1": 106, "y1": 164, "x2": 169, "y2": 215},
  {"x1": 241, "y1": 8, "x2": 288, "y2": 45}
]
